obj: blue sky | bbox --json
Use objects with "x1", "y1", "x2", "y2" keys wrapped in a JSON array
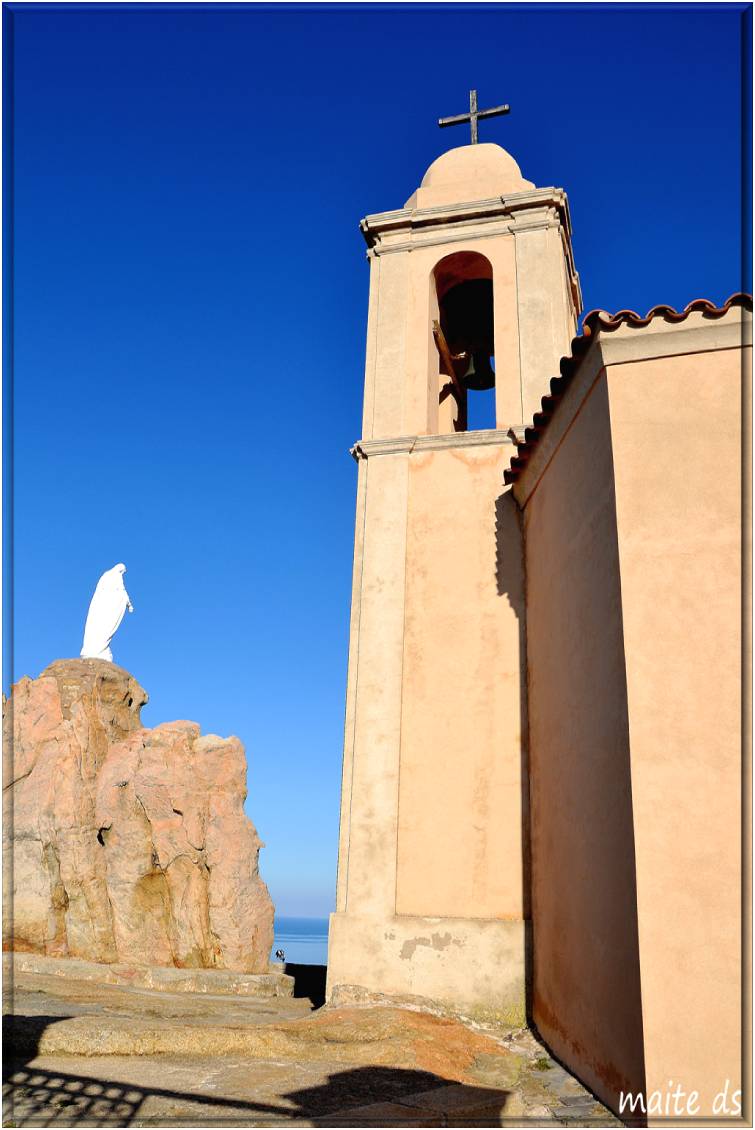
[{"x1": 4, "y1": 2, "x2": 750, "y2": 917}]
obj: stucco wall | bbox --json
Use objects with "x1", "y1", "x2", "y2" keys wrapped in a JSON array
[
  {"x1": 329, "y1": 433, "x2": 529, "y2": 1020},
  {"x1": 396, "y1": 445, "x2": 526, "y2": 920},
  {"x1": 335, "y1": 453, "x2": 409, "y2": 920},
  {"x1": 522, "y1": 337, "x2": 746, "y2": 1119},
  {"x1": 361, "y1": 238, "x2": 524, "y2": 438},
  {"x1": 328, "y1": 912, "x2": 526, "y2": 1020},
  {"x1": 523, "y1": 375, "x2": 646, "y2": 1111},
  {"x1": 608, "y1": 348, "x2": 742, "y2": 1114}
]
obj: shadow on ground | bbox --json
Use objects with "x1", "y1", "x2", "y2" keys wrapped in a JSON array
[{"x1": 3, "y1": 1023, "x2": 504, "y2": 1126}]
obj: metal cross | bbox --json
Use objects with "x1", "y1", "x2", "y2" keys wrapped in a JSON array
[{"x1": 438, "y1": 89, "x2": 510, "y2": 145}]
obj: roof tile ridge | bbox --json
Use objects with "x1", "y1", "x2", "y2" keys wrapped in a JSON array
[
  {"x1": 581, "y1": 292, "x2": 752, "y2": 334},
  {"x1": 503, "y1": 293, "x2": 753, "y2": 486}
]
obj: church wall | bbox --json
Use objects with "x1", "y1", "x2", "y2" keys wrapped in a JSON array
[
  {"x1": 336, "y1": 140, "x2": 745, "y2": 1105},
  {"x1": 395, "y1": 444, "x2": 526, "y2": 920},
  {"x1": 520, "y1": 319, "x2": 748, "y2": 1120},
  {"x1": 327, "y1": 910, "x2": 526, "y2": 1019},
  {"x1": 513, "y1": 223, "x2": 577, "y2": 424},
  {"x1": 328, "y1": 434, "x2": 529, "y2": 1022},
  {"x1": 491, "y1": 235, "x2": 523, "y2": 428},
  {"x1": 334, "y1": 458, "x2": 367, "y2": 914},
  {"x1": 334, "y1": 452, "x2": 410, "y2": 918},
  {"x1": 405, "y1": 243, "x2": 449, "y2": 436},
  {"x1": 363, "y1": 252, "x2": 410, "y2": 440},
  {"x1": 607, "y1": 346, "x2": 743, "y2": 1115},
  {"x1": 331, "y1": 156, "x2": 584, "y2": 1022},
  {"x1": 522, "y1": 373, "x2": 647, "y2": 1113},
  {"x1": 359, "y1": 255, "x2": 382, "y2": 443}
]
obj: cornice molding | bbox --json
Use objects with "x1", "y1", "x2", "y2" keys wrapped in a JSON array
[
  {"x1": 351, "y1": 428, "x2": 517, "y2": 461},
  {"x1": 360, "y1": 187, "x2": 572, "y2": 252},
  {"x1": 364, "y1": 217, "x2": 561, "y2": 259}
]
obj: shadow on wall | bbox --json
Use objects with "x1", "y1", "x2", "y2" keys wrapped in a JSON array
[
  {"x1": 3, "y1": 1016, "x2": 511, "y2": 1126},
  {"x1": 494, "y1": 488, "x2": 532, "y2": 1002},
  {"x1": 501, "y1": 378, "x2": 647, "y2": 1120}
]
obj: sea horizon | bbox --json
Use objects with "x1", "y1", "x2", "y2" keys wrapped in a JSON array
[{"x1": 271, "y1": 915, "x2": 329, "y2": 967}]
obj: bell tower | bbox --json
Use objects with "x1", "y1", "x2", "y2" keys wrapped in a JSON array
[{"x1": 327, "y1": 133, "x2": 581, "y2": 1021}]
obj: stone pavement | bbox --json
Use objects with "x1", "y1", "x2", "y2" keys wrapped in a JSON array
[{"x1": 3, "y1": 966, "x2": 622, "y2": 1127}]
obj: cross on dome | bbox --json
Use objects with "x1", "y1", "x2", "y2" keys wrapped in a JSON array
[{"x1": 438, "y1": 89, "x2": 510, "y2": 145}]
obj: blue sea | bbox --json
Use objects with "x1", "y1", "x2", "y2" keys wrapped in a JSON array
[{"x1": 272, "y1": 916, "x2": 329, "y2": 966}]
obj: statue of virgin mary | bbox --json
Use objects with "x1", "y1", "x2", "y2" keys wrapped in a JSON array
[{"x1": 80, "y1": 563, "x2": 134, "y2": 662}]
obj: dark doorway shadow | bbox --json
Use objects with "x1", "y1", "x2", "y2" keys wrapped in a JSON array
[{"x1": 284, "y1": 962, "x2": 327, "y2": 1009}]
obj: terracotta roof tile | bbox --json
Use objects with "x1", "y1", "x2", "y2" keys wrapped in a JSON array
[{"x1": 503, "y1": 292, "x2": 753, "y2": 486}]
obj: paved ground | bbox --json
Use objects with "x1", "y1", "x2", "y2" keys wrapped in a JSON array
[{"x1": 3, "y1": 970, "x2": 622, "y2": 1127}]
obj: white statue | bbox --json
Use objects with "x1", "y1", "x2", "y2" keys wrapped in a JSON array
[{"x1": 81, "y1": 563, "x2": 134, "y2": 662}]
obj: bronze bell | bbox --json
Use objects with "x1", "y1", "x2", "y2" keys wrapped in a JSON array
[{"x1": 461, "y1": 351, "x2": 496, "y2": 391}]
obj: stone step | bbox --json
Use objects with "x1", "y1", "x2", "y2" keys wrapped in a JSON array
[{"x1": 5, "y1": 952, "x2": 294, "y2": 998}]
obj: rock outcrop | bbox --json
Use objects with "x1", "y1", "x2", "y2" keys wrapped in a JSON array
[{"x1": 3, "y1": 659, "x2": 274, "y2": 972}]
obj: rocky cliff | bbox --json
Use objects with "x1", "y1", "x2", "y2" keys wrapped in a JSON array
[{"x1": 3, "y1": 659, "x2": 274, "y2": 972}]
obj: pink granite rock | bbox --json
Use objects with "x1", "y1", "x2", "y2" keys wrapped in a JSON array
[{"x1": 3, "y1": 660, "x2": 274, "y2": 972}]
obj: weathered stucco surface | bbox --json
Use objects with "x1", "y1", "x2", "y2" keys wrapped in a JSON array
[
  {"x1": 328, "y1": 434, "x2": 528, "y2": 1023},
  {"x1": 328, "y1": 912, "x2": 527, "y2": 1025}
]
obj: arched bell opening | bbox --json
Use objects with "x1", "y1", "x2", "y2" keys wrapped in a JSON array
[{"x1": 432, "y1": 251, "x2": 496, "y2": 433}]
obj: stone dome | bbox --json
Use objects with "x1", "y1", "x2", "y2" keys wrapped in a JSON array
[{"x1": 404, "y1": 143, "x2": 534, "y2": 209}]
